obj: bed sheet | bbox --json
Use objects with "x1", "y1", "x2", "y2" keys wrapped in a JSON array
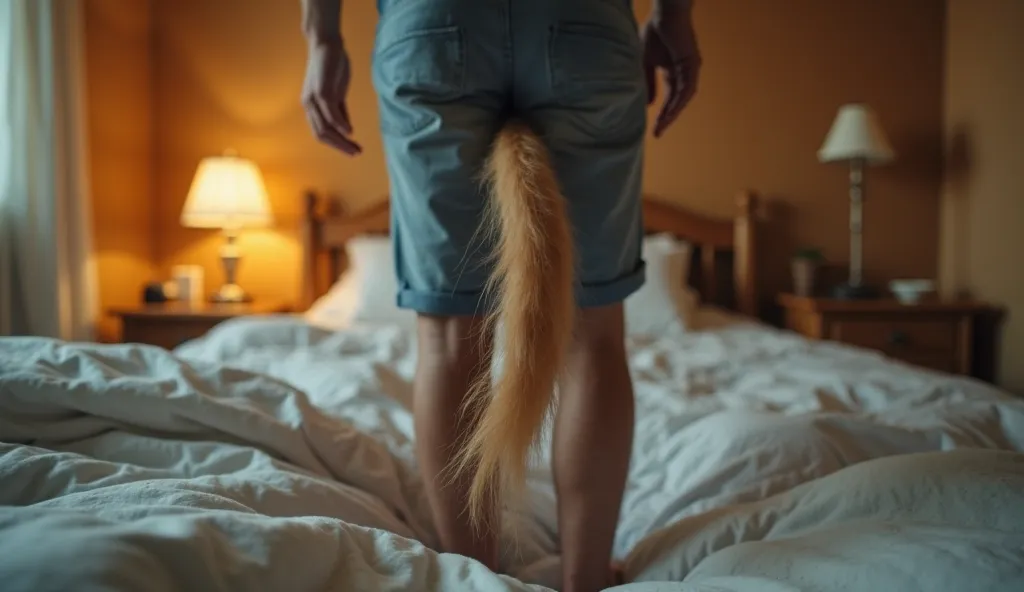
[{"x1": 2, "y1": 309, "x2": 1023, "y2": 591}]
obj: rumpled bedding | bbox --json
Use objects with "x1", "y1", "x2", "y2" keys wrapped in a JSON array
[{"x1": 1, "y1": 310, "x2": 1022, "y2": 591}]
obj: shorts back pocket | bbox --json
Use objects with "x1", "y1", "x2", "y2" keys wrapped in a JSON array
[
  {"x1": 373, "y1": 26, "x2": 465, "y2": 136},
  {"x1": 548, "y1": 22, "x2": 646, "y2": 139}
]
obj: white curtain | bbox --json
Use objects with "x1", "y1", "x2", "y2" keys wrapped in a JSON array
[{"x1": 0, "y1": 0, "x2": 98, "y2": 340}]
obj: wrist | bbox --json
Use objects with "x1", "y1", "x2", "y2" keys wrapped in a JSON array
[
  {"x1": 300, "y1": 0, "x2": 343, "y2": 47},
  {"x1": 306, "y1": 31, "x2": 343, "y2": 49},
  {"x1": 653, "y1": 0, "x2": 693, "y2": 19}
]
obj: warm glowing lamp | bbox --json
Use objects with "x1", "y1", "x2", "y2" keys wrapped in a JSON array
[{"x1": 180, "y1": 151, "x2": 273, "y2": 302}]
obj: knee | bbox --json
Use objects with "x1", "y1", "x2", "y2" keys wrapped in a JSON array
[
  {"x1": 416, "y1": 314, "x2": 492, "y2": 369},
  {"x1": 571, "y1": 304, "x2": 627, "y2": 359}
]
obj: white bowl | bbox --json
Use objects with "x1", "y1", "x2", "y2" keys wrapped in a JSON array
[{"x1": 889, "y1": 279, "x2": 936, "y2": 304}]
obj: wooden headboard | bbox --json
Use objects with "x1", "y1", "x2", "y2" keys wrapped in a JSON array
[{"x1": 302, "y1": 191, "x2": 760, "y2": 317}]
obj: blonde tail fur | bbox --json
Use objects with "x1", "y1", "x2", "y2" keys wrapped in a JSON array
[{"x1": 450, "y1": 121, "x2": 576, "y2": 531}]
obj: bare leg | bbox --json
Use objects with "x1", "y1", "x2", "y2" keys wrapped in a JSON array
[
  {"x1": 413, "y1": 314, "x2": 499, "y2": 570},
  {"x1": 554, "y1": 303, "x2": 635, "y2": 592}
]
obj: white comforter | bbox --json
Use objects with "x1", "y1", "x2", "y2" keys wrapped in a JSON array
[{"x1": 2, "y1": 311, "x2": 1023, "y2": 592}]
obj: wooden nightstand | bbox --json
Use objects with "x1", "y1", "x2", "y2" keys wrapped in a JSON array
[
  {"x1": 110, "y1": 300, "x2": 290, "y2": 349},
  {"x1": 778, "y1": 294, "x2": 1004, "y2": 381}
]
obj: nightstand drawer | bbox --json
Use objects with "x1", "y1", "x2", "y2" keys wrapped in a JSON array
[
  {"x1": 777, "y1": 294, "x2": 1003, "y2": 381},
  {"x1": 829, "y1": 318, "x2": 957, "y2": 352},
  {"x1": 111, "y1": 300, "x2": 290, "y2": 350},
  {"x1": 828, "y1": 318, "x2": 959, "y2": 371}
]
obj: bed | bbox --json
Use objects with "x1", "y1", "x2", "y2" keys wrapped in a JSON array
[{"x1": 2, "y1": 191, "x2": 1023, "y2": 592}]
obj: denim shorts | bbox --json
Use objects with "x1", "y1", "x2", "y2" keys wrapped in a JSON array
[{"x1": 372, "y1": 0, "x2": 647, "y2": 316}]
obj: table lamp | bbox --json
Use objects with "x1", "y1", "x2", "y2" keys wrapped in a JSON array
[
  {"x1": 818, "y1": 103, "x2": 895, "y2": 299},
  {"x1": 180, "y1": 151, "x2": 273, "y2": 303}
]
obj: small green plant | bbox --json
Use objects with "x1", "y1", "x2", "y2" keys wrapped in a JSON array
[{"x1": 793, "y1": 247, "x2": 824, "y2": 262}]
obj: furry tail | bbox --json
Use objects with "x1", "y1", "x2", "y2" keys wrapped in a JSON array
[{"x1": 451, "y1": 121, "x2": 576, "y2": 530}]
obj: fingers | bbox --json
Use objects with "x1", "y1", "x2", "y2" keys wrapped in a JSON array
[
  {"x1": 653, "y1": 64, "x2": 684, "y2": 138},
  {"x1": 305, "y1": 97, "x2": 362, "y2": 156},
  {"x1": 317, "y1": 94, "x2": 353, "y2": 136},
  {"x1": 653, "y1": 60, "x2": 699, "y2": 138},
  {"x1": 677, "y1": 59, "x2": 700, "y2": 113},
  {"x1": 339, "y1": 102, "x2": 354, "y2": 136}
]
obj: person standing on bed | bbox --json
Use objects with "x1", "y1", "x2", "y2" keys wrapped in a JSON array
[{"x1": 299, "y1": 1, "x2": 700, "y2": 590}]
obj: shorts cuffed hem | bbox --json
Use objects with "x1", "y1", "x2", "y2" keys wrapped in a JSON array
[
  {"x1": 577, "y1": 261, "x2": 646, "y2": 309},
  {"x1": 396, "y1": 262, "x2": 646, "y2": 316}
]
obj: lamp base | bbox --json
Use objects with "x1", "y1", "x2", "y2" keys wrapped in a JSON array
[
  {"x1": 211, "y1": 283, "x2": 251, "y2": 303},
  {"x1": 213, "y1": 231, "x2": 250, "y2": 303},
  {"x1": 832, "y1": 282, "x2": 879, "y2": 300}
]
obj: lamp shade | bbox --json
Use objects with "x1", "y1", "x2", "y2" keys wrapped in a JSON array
[
  {"x1": 180, "y1": 154, "x2": 273, "y2": 229},
  {"x1": 818, "y1": 104, "x2": 895, "y2": 164}
]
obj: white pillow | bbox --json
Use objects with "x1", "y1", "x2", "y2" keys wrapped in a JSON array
[
  {"x1": 307, "y1": 232, "x2": 697, "y2": 336},
  {"x1": 304, "y1": 270, "x2": 359, "y2": 330},
  {"x1": 305, "y1": 235, "x2": 417, "y2": 330},
  {"x1": 624, "y1": 233, "x2": 697, "y2": 337}
]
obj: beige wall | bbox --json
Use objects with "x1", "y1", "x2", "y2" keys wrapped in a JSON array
[
  {"x1": 83, "y1": 1, "x2": 1024, "y2": 389},
  {"x1": 144, "y1": 0, "x2": 946, "y2": 312},
  {"x1": 942, "y1": 0, "x2": 1024, "y2": 393},
  {"x1": 85, "y1": 0, "x2": 156, "y2": 341}
]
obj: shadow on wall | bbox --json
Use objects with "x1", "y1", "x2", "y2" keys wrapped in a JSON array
[
  {"x1": 940, "y1": 125, "x2": 974, "y2": 300},
  {"x1": 756, "y1": 197, "x2": 857, "y2": 325},
  {"x1": 757, "y1": 196, "x2": 795, "y2": 322}
]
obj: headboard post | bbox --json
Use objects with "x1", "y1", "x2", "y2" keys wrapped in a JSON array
[
  {"x1": 701, "y1": 247, "x2": 718, "y2": 304},
  {"x1": 733, "y1": 190, "x2": 758, "y2": 316},
  {"x1": 301, "y1": 190, "x2": 320, "y2": 310},
  {"x1": 302, "y1": 191, "x2": 347, "y2": 309}
]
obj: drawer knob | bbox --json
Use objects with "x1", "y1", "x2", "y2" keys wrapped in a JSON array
[{"x1": 888, "y1": 330, "x2": 909, "y2": 346}]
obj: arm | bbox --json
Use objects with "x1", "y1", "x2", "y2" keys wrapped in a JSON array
[
  {"x1": 300, "y1": 0, "x2": 362, "y2": 155},
  {"x1": 301, "y1": 0, "x2": 342, "y2": 45},
  {"x1": 643, "y1": 0, "x2": 701, "y2": 137}
]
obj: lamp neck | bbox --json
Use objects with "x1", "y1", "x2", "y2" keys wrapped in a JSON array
[
  {"x1": 848, "y1": 158, "x2": 865, "y2": 200},
  {"x1": 847, "y1": 158, "x2": 866, "y2": 287},
  {"x1": 222, "y1": 226, "x2": 240, "y2": 243}
]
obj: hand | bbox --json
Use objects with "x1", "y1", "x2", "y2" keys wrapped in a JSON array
[
  {"x1": 302, "y1": 38, "x2": 362, "y2": 155},
  {"x1": 641, "y1": 10, "x2": 702, "y2": 137}
]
